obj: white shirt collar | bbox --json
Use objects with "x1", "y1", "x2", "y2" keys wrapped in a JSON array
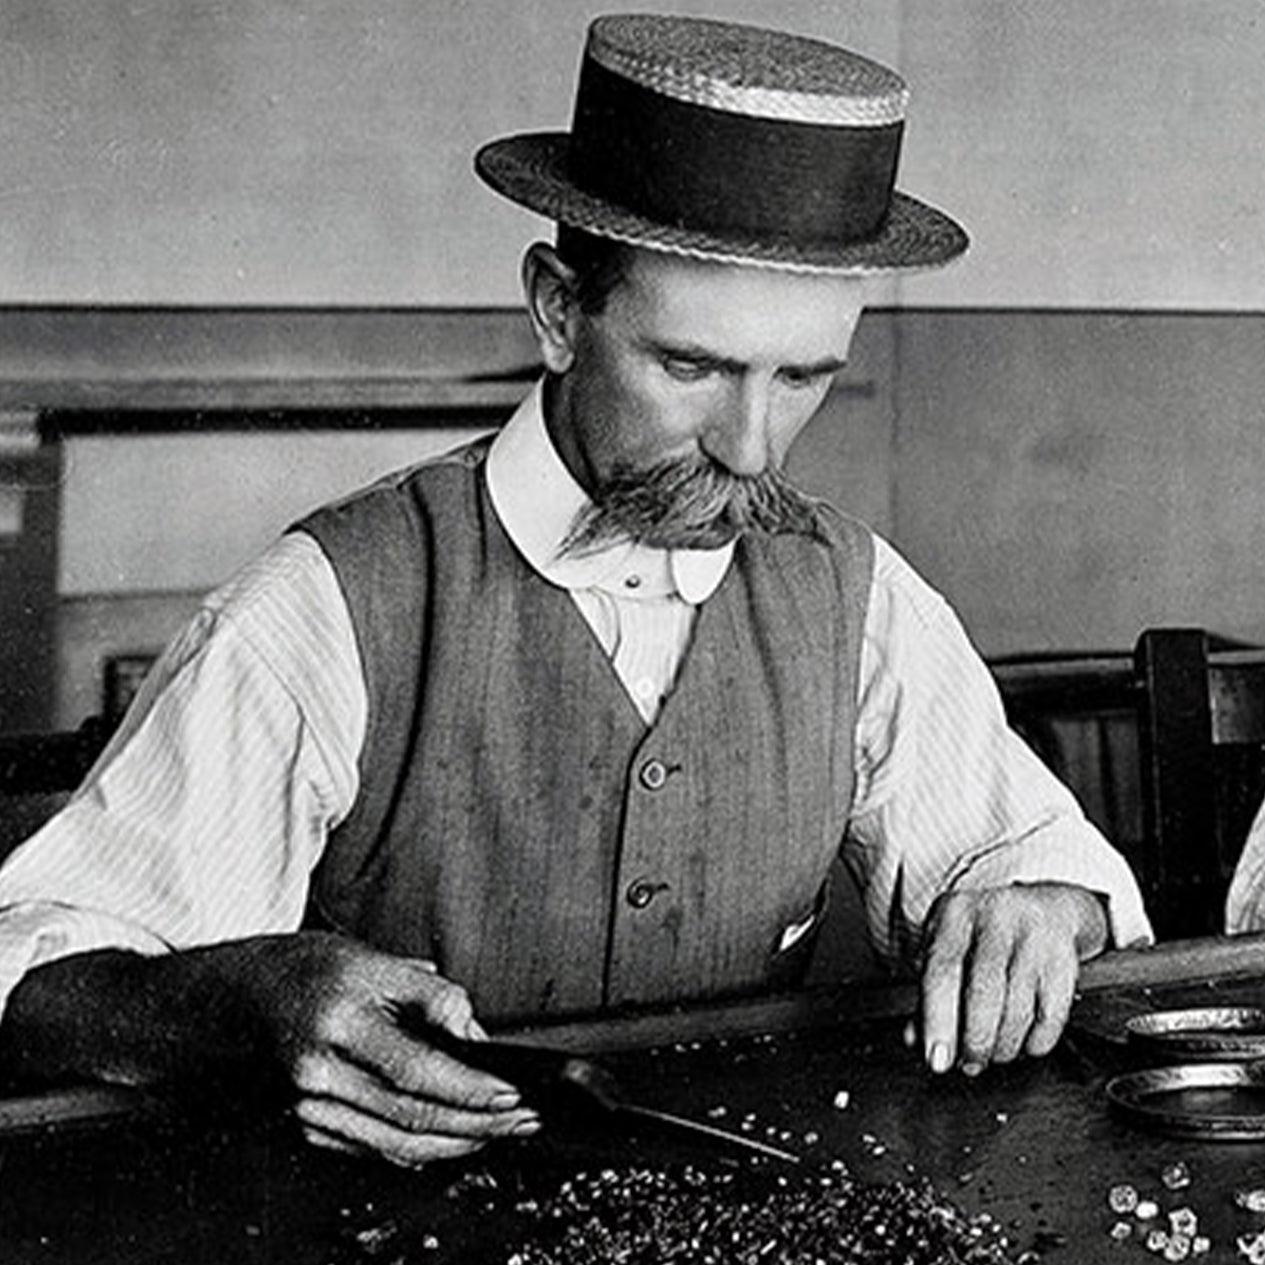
[{"x1": 485, "y1": 381, "x2": 733, "y2": 604}]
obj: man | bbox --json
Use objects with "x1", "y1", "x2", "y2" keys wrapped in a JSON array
[{"x1": 0, "y1": 14, "x2": 1150, "y2": 1169}]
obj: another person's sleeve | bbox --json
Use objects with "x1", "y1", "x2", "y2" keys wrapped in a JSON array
[
  {"x1": 845, "y1": 537, "x2": 1153, "y2": 967},
  {"x1": 0, "y1": 534, "x2": 365, "y2": 1022},
  {"x1": 1225, "y1": 799, "x2": 1265, "y2": 933}
]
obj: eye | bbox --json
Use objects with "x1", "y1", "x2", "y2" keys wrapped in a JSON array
[
  {"x1": 777, "y1": 366, "x2": 834, "y2": 390},
  {"x1": 661, "y1": 356, "x2": 716, "y2": 383}
]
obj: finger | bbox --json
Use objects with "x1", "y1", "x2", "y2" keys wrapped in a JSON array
[
  {"x1": 294, "y1": 1055, "x2": 543, "y2": 1139},
  {"x1": 294, "y1": 1048, "x2": 535, "y2": 1134},
  {"x1": 392, "y1": 968, "x2": 480, "y2": 1040},
  {"x1": 989, "y1": 955, "x2": 1037, "y2": 1064},
  {"x1": 958, "y1": 919, "x2": 1012, "y2": 1072},
  {"x1": 341, "y1": 981, "x2": 519, "y2": 1110},
  {"x1": 1024, "y1": 954, "x2": 1077, "y2": 1058},
  {"x1": 373, "y1": 1028, "x2": 526, "y2": 1110},
  {"x1": 296, "y1": 1095, "x2": 501, "y2": 1169},
  {"x1": 920, "y1": 900, "x2": 972, "y2": 1074},
  {"x1": 301, "y1": 1122, "x2": 368, "y2": 1157},
  {"x1": 422, "y1": 984, "x2": 478, "y2": 1039},
  {"x1": 296, "y1": 1083, "x2": 539, "y2": 1147}
]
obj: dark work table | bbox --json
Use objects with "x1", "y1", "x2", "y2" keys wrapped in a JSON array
[{"x1": 4, "y1": 936, "x2": 1265, "y2": 1264}]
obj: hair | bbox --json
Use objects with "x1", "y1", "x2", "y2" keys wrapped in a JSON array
[
  {"x1": 560, "y1": 453, "x2": 827, "y2": 556},
  {"x1": 554, "y1": 225, "x2": 639, "y2": 315}
]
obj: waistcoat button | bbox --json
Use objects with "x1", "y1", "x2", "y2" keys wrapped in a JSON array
[
  {"x1": 639, "y1": 758, "x2": 668, "y2": 791},
  {"x1": 626, "y1": 877, "x2": 668, "y2": 909}
]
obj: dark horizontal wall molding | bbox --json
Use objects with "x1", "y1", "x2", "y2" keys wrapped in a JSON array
[
  {"x1": 2, "y1": 304, "x2": 1261, "y2": 427},
  {"x1": 0, "y1": 307, "x2": 541, "y2": 417}
]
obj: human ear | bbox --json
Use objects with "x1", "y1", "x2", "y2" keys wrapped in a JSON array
[{"x1": 521, "y1": 242, "x2": 579, "y2": 375}]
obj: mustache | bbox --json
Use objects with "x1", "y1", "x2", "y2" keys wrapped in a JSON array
[{"x1": 559, "y1": 454, "x2": 827, "y2": 556}]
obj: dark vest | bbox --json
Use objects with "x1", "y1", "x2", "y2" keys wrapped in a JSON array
[{"x1": 298, "y1": 438, "x2": 874, "y2": 1024}]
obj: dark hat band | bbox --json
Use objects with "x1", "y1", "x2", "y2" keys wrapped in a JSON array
[{"x1": 569, "y1": 56, "x2": 904, "y2": 250}]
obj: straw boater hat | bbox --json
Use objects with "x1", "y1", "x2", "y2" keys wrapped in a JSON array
[{"x1": 475, "y1": 13, "x2": 968, "y2": 273}]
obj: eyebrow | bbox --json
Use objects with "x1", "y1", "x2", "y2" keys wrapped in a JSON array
[
  {"x1": 784, "y1": 355, "x2": 850, "y2": 376},
  {"x1": 649, "y1": 339, "x2": 849, "y2": 377}
]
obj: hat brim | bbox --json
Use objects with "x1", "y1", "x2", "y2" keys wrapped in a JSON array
[{"x1": 476, "y1": 133, "x2": 968, "y2": 274}]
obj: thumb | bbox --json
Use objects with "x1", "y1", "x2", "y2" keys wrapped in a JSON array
[{"x1": 391, "y1": 960, "x2": 479, "y2": 1041}]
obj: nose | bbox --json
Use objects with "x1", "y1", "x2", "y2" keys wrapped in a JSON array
[{"x1": 701, "y1": 380, "x2": 770, "y2": 477}]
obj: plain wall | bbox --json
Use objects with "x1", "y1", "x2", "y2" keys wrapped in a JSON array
[
  {"x1": 1, "y1": 1, "x2": 1262, "y2": 309},
  {"x1": 890, "y1": 311, "x2": 1265, "y2": 654}
]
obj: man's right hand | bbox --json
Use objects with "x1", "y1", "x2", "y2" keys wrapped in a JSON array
[
  {"x1": 0, "y1": 932, "x2": 540, "y2": 1168},
  {"x1": 246, "y1": 933, "x2": 541, "y2": 1166}
]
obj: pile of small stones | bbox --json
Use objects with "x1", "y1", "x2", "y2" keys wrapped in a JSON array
[{"x1": 497, "y1": 1162, "x2": 1017, "y2": 1265}]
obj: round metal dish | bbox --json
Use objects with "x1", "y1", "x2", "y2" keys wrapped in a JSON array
[
  {"x1": 1106, "y1": 1062, "x2": 1265, "y2": 1141},
  {"x1": 1125, "y1": 1006, "x2": 1265, "y2": 1062}
]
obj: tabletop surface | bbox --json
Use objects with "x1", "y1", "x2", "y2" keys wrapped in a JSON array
[{"x1": 5, "y1": 941, "x2": 1265, "y2": 1264}]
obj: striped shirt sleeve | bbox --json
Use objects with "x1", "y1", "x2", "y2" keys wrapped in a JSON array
[
  {"x1": 847, "y1": 538, "x2": 1153, "y2": 964},
  {"x1": 1226, "y1": 799, "x2": 1265, "y2": 932},
  {"x1": 0, "y1": 533, "x2": 364, "y2": 1017}
]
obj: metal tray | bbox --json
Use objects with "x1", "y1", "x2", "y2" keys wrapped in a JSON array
[
  {"x1": 1106, "y1": 1061, "x2": 1265, "y2": 1140},
  {"x1": 1125, "y1": 1006, "x2": 1265, "y2": 1062}
]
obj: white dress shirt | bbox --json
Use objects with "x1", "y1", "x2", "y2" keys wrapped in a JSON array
[{"x1": 0, "y1": 386, "x2": 1153, "y2": 1016}]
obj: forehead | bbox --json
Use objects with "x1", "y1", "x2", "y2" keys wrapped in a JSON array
[{"x1": 605, "y1": 247, "x2": 865, "y2": 362}]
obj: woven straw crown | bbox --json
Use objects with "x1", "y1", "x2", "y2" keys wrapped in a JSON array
[
  {"x1": 588, "y1": 15, "x2": 909, "y2": 126},
  {"x1": 476, "y1": 14, "x2": 968, "y2": 274}
]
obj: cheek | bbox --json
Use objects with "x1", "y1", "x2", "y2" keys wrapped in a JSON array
[
  {"x1": 573, "y1": 373, "x2": 669, "y2": 478},
  {"x1": 770, "y1": 388, "x2": 832, "y2": 458},
  {"x1": 607, "y1": 377, "x2": 708, "y2": 463}
]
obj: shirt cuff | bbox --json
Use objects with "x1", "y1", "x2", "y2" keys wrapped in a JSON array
[
  {"x1": 943, "y1": 826, "x2": 1155, "y2": 951},
  {"x1": 0, "y1": 903, "x2": 170, "y2": 1025}
]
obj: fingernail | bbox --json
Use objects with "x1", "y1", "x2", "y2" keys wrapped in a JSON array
[
  {"x1": 962, "y1": 1061, "x2": 983, "y2": 1078},
  {"x1": 902, "y1": 1020, "x2": 917, "y2": 1048},
  {"x1": 929, "y1": 1042, "x2": 952, "y2": 1074},
  {"x1": 511, "y1": 1116, "x2": 541, "y2": 1136},
  {"x1": 491, "y1": 1091, "x2": 521, "y2": 1110}
]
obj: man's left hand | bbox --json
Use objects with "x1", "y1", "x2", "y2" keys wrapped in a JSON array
[{"x1": 912, "y1": 882, "x2": 1109, "y2": 1075}]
